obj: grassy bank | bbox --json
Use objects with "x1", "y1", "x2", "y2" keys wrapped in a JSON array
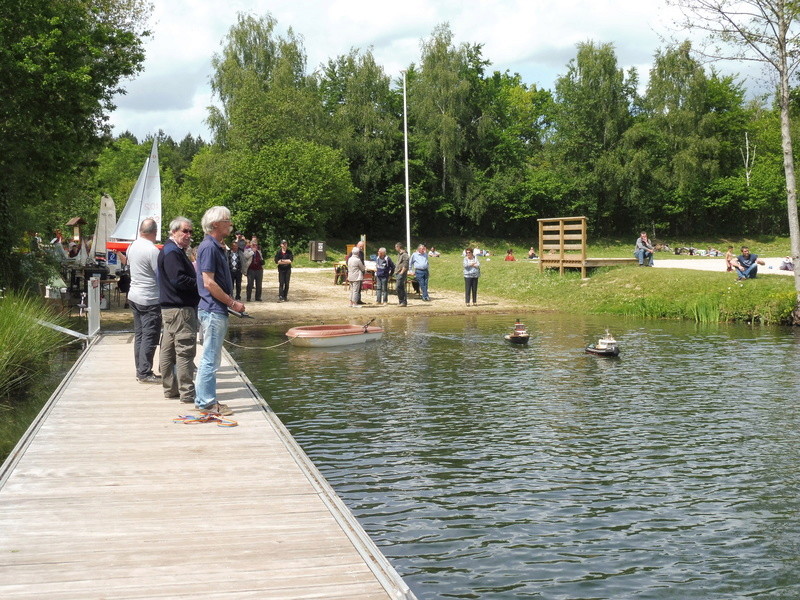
[
  {"x1": 269, "y1": 236, "x2": 799, "y2": 324},
  {"x1": 0, "y1": 292, "x2": 68, "y2": 397},
  {"x1": 428, "y1": 256, "x2": 796, "y2": 324},
  {"x1": 0, "y1": 293, "x2": 72, "y2": 461}
]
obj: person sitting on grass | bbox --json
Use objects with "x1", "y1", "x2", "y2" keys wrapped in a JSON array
[
  {"x1": 634, "y1": 231, "x2": 655, "y2": 266},
  {"x1": 527, "y1": 247, "x2": 538, "y2": 259},
  {"x1": 732, "y1": 246, "x2": 765, "y2": 280},
  {"x1": 504, "y1": 248, "x2": 516, "y2": 261}
]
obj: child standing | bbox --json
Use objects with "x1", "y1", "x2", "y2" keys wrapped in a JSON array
[{"x1": 725, "y1": 246, "x2": 734, "y2": 272}]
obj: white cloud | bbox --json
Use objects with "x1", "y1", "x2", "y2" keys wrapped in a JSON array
[{"x1": 107, "y1": 0, "x2": 764, "y2": 141}]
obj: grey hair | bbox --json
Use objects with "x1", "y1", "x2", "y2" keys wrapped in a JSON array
[
  {"x1": 351, "y1": 246, "x2": 360, "y2": 254},
  {"x1": 169, "y1": 217, "x2": 192, "y2": 233},
  {"x1": 378, "y1": 247, "x2": 386, "y2": 253},
  {"x1": 139, "y1": 218, "x2": 158, "y2": 235},
  {"x1": 201, "y1": 206, "x2": 230, "y2": 234}
]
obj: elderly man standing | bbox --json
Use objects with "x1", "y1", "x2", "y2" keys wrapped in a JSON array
[
  {"x1": 194, "y1": 206, "x2": 245, "y2": 416},
  {"x1": 158, "y1": 217, "x2": 199, "y2": 404},
  {"x1": 374, "y1": 247, "x2": 395, "y2": 305},
  {"x1": 127, "y1": 218, "x2": 162, "y2": 383},
  {"x1": 409, "y1": 244, "x2": 430, "y2": 301},
  {"x1": 347, "y1": 246, "x2": 365, "y2": 308}
]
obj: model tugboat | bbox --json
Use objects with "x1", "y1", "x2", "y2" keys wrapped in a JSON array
[
  {"x1": 585, "y1": 329, "x2": 619, "y2": 356},
  {"x1": 504, "y1": 319, "x2": 530, "y2": 345}
]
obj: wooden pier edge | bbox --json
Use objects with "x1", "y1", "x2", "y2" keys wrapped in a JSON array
[
  {"x1": 0, "y1": 334, "x2": 418, "y2": 600},
  {"x1": 221, "y1": 346, "x2": 417, "y2": 600},
  {"x1": 0, "y1": 336, "x2": 98, "y2": 490}
]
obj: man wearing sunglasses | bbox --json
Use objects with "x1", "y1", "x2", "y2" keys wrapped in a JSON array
[{"x1": 158, "y1": 217, "x2": 200, "y2": 404}]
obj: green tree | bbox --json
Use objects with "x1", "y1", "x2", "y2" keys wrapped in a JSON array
[
  {"x1": 467, "y1": 71, "x2": 553, "y2": 233},
  {"x1": 319, "y1": 48, "x2": 403, "y2": 234},
  {"x1": 0, "y1": 0, "x2": 151, "y2": 288},
  {"x1": 208, "y1": 13, "x2": 324, "y2": 150},
  {"x1": 214, "y1": 140, "x2": 357, "y2": 244},
  {"x1": 410, "y1": 24, "x2": 473, "y2": 226},
  {"x1": 670, "y1": 0, "x2": 800, "y2": 315},
  {"x1": 623, "y1": 42, "x2": 747, "y2": 234},
  {"x1": 550, "y1": 41, "x2": 637, "y2": 233}
]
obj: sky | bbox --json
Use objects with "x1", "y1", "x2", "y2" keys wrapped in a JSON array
[{"x1": 107, "y1": 0, "x2": 764, "y2": 142}]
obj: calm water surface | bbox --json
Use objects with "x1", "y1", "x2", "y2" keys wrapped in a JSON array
[{"x1": 229, "y1": 313, "x2": 800, "y2": 599}]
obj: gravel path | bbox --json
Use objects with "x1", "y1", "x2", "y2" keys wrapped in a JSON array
[{"x1": 652, "y1": 256, "x2": 793, "y2": 275}]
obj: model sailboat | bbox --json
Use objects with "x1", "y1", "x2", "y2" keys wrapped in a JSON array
[{"x1": 108, "y1": 139, "x2": 161, "y2": 250}]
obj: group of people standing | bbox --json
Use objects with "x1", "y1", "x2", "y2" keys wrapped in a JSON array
[
  {"x1": 344, "y1": 242, "x2": 482, "y2": 308},
  {"x1": 226, "y1": 234, "x2": 294, "y2": 303},
  {"x1": 345, "y1": 242, "x2": 436, "y2": 308},
  {"x1": 125, "y1": 206, "x2": 293, "y2": 417}
]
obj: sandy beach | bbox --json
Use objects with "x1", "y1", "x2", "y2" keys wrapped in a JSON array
[
  {"x1": 95, "y1": 257, "x2": 794, "y2": 329},
  {"x1": 98, "y1": 267, "x2": 527, "y2": 329}
]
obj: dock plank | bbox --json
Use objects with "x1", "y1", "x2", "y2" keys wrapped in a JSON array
[{"x1": 0, "y1": 334, "x2": 414, "y2": 599}]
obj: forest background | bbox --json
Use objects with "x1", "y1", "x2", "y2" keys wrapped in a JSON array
[{"x1": 3, "y1": 7, "x2": 798, "y2": 288}]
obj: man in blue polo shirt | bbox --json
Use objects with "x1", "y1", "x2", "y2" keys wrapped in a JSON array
[
  {"x1": 194, "y1": 206, "x2": 245, "y2": 416},
  {"x1": 409, "y1": 244, "x2": 430, "y2": 301}
]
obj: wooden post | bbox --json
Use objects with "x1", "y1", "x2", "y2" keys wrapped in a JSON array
[{"x1": 537, "y1": 216, "x2": 588, "y2": 276}]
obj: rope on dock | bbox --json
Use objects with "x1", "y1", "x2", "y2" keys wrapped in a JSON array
[
  {"x1": 223, "y1": 338, "x2": 291, "y2": 350},
  {"x1": 173, "y1": 413, "x2": 238, "y2": 427}
]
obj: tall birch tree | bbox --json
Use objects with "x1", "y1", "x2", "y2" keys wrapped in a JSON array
[{"x1": 670, "y1": 0, "x2": 800, "y2": 317}]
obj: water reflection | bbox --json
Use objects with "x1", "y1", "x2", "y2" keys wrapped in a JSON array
[{"x1": 230, "y1": 314, "x2": 800, "y2": 599}]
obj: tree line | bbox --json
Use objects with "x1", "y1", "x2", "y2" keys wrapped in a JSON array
[
  {"x1": 4, "y1": 7, "x2": 799, "y2": 288},
  {"x1": 111, "y1": 16, "x2": 797, "y2": 249}
]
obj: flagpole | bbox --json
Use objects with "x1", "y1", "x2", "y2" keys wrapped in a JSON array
[{"x1": 402, "y1": 70, "x2": 411, "y2": 253}]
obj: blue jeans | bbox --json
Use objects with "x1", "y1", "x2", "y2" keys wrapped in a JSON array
[
  {"x1": 376, "y1": 275, "x2": 389, "y2": 303},
  {"x1": 634, "y1": 249, "x2": 653, "y2": 266},
  {"x1": 195, "y1": 310, "x2": 228, "y2": 409},
  {"x1": 415, "y1": 269, "x2": 429, "y2": 300},
  {"x1": 736, "y1": 264, "x2": 758, "y2": 279}
]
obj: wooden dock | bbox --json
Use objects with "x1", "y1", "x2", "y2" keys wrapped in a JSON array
[{"x1": 0, "y1": 334, "x2": 415, "y2": 599}]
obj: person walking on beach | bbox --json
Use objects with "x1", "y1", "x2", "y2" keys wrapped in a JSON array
[
  {"x1": 274, "y1": 239, "x2": 293, "y2": 302},
  {"x1": 126, "y1": 218, "x2": 162, "y2": 384},
  {"x1": 347, "y1": 246, "x2": 365, "y2": 308},
  {"x1": 395, "y1": 242, "x2": 409, "y2": 307},
  {"x1": 158, "y1": 217, "x2": 199, "y2": 403},
  {"x1": 194, "y1": 206, "x2": 244, "y2": 416},
  {"x1": 409, "y1": 244, "x2": 430, "y2": 301},
  {"x1": 464, "y1": 247, "x2": 480, "y2": 306}
]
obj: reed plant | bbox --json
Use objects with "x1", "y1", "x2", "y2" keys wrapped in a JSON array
[{"x1": 0, "y1": 292, "x2": 67, "y2": 400}]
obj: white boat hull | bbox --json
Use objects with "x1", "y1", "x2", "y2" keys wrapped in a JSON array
[{"x1": 286, "y1": 324, "x2": 384, "y2": 347}]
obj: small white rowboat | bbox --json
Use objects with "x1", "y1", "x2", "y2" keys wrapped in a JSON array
[{"x1": 285, "y1": 324, "x2": 384, "y2": 348}]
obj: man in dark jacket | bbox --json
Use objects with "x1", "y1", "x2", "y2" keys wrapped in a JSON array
[
  {"x1": 228, "y1": 240, "x2": 244, "y2": 300},
  {"x1": 158, "y1": 217, "x2": 200, "y2": 404},
  {"x1": 274, "y1": 239, "x2": 293, "y2": 302}
]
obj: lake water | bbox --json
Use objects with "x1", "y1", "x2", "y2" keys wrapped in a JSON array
[{"x1": 227, "y1": 313, "x2": 800, "y2": 599}]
